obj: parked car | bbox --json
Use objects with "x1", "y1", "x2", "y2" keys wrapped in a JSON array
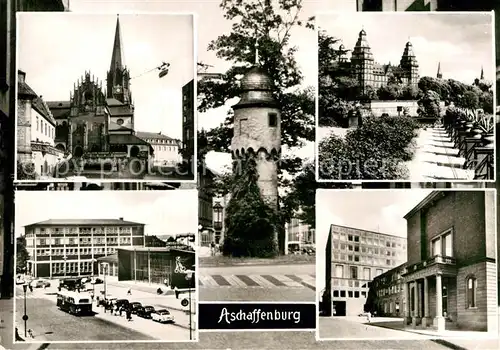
[
  {"x1": 31, "y1": 279, "x2": 51, "y2": 288},
  {"x1": 91, "y1": 278, "x2": 104, "y2": 285},
  {"x1": 151, "y1": 309, "x2": 175, "y2": 323},
  {"x1": 136, "y1": 305, "x2": 155, "y2": 319},
  {"x1": 129, "y1": 302, "x2": 142, "y2": 314},
  {"x1": 115, "y1": 299, "x2": 130, "y2": 309}
]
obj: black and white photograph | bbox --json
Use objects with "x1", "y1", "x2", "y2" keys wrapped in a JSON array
[
  {"x1": 316, "y1": 189, "x2": 498, "y2": 345},
  {"x1": 15, "y1": 12, "x2": 196, "y2": 182},
  {"x1": 317, "y1": 12, "x2": 495, "y2": 182},
  {"x1": 14, "y1": 190, "x2": 198, "y2": 342}
]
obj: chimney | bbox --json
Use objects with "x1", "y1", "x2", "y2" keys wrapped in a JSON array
[
  {"x1": 119, "y1": 217, "x2": 124, "y2": 221},
  {"x1": 18, "y1": 70, "x2": 26, "y2": 83}
]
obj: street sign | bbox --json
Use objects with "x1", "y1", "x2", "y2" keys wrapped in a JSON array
[
  {"x1": 181, "y1": 298, "x2": 189, "y2": 307},
  {"x1": 22, "y1": 315, "x2": 28, "y2": 321}
]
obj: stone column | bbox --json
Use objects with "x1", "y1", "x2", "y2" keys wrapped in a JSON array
[
  {"x1": 404, "y1": 282, "x2": 410, "y2": 325},
  {"x1": 434, "y1": 274, "x2": 445, "y2": 331},
  {"x1": 423, "y1": 276, "x2": 430, "y2": 327},
  {"x1": 411, "y1": 281, "x2": 417, "y2": 327}
]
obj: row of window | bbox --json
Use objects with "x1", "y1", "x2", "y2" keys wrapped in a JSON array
[
  {"x1": 30, "y1": 237, "x2": 133, "y2": 247},
  {"x1": 334, "y1": 265, "x2": 384, "y2": 280},
  {"x1": 153, "y1": 145, "x2": 177, "y2": 152},
  {"x1": 332, "y1": 290, "x2": 367, "y2": 299},
  {"x1": 31, "y1": 226, "x2": 136, "y2": 235},
  {"x1": 333, "y1": 253, "x2": 398, "y2": 266},
  {"x1": 35, "y1": 247, "x2": 116, "y2": 256},
  {"x1": 35, "y1": 116, "x2": 55, "y2": 139},
  {"x1": 333, "y1": 243, "x2": 402, "y2": 256},
  {"x1": 377, "y1": 284, "x2": 402, "y2": 297},
  {"x1": 332, "y1": 279, "x2": 370, "y2": 288},
  {"x1": 51, "y1": 261, "x2": 94, "y2": 274},
  {"x1": 331, "y1": 230, "x2": 406, "y2": 250}
]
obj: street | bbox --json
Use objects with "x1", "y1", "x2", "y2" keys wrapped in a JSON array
[
  {"x1": 13, "y1": 284, "x2": 192, "y2": 342},
  {"x1": 199, "y1": 264, "x2": 315, "y2": 301}
]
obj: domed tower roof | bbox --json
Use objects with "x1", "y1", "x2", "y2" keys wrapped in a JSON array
[
  {"x1": 403, "y1": 41, "x2": 415, "y2": 57},
  {"x1": 240, "y1": 66, "x2": 273, "y2": 91},
  {"x1": 351, "y1": 28, "x2": 373, "y2": 61},
  {"x1": 233, "y1": 65, "x2": 278, "y2": 110},
  {"x1": 400, "y1": 40, "x2": 418, "y2": 68}
]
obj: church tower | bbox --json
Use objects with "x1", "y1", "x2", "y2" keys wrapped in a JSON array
[
  {"x1": 231, "y1": 46, "x2": 281, "y2": 247},
  {"x1": 400, "y1": 41, "x2": 419, "y2": 88},
  {"x1": 437, "y1": 62, "x2": 443, "y2": 79},
  {"x1": 351, "y1": 29, "x2": 374, "y2": 92},
  {"x1": 106, "y1": 15, "x2": 131, "y2": 104}
]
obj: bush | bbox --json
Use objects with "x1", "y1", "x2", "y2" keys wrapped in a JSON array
[
  {"x1": 17, "y1": 161, "x2": 37, "y2": 180},
  {"x1": 319, "y1": 116, "x2": 419, "y2": 180}
]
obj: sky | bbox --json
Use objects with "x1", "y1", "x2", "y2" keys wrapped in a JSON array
[
  {"x1": 15, "y1": 190, "x2": 198, "y2": 237},
  {"x1": 315, "y1": 189, "x2": 432, "y2": 292},
  {"x1": 17, "y1": 12, "x2": 194, "y2": 141},
  {"x1": 60, "y1": 0, "x2": 358, "y2": 173},
  {"x1": 318, "y1": 12, "x2": 494, "y2": 85}
]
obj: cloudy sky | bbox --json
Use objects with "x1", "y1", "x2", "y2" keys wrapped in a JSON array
[
  {"x1": 17, "y1": 12, "x2": 194, "y2": 141},
  {"x1": 316, "y1": 189, "x2": 432, "y2": 292},
  {"x1": 61, "y1": 0, "x2": 357, "y2": 173},
  {"x1": 15, "y1": 190, "x2": 198, "y2": 237},
  {"x1": 318, "y1": 12, "x2": 494, "y2": 85}
]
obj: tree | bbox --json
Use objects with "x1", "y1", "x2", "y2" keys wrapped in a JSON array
[
  {"x1": 16, "y1": 236, "x2": 30, "y2": 274},
  {"x1": 17, "y1": 161, "x2": 37, "y2": 180},
  {"x1": 360, "y1": 85, "x2": 378, "y2": 101},
  {"x1": 461, "y1": 90, "x2": 480, "y2": 113},
  {"x1": 400, "y1": 84, "x2": 420, "y2": 100},
  {"x1": 364, "y1": 282, "x2": 379, "y2": 314},
  {"x1": 417, "y1": 90, "x2": 442, "y2": 119},
  {"x1": 377, "y1": 84, "x2": 401, "y2": 100}
]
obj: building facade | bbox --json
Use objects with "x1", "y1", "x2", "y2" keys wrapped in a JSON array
[
  {"x1": 329, "y1": 224, "x2": 407, "y2": 316},
  {"x1": 402, "y1": 190, "x2": 497, "y2": 332},
  {"x1": 182, "y1": 79, "x2": 195, "y2": 172},
  {"x1": 286, "y1": 216, "x2": 315, "y2": 252},
  {"x1": 357, "y1": 0, "x2": 491, "y2": 12},
  {"x1": 136, "y1": 131, "x2": 182, "y2": 166},
  {"x1": 370, "y1": 263, "x2": 407, "y2": 317},
  {"x1": 338, "y1": 29, "x2": 419, "y2": 94},
  {"x1": 24, "y1": 218, "x2": 145, "y2": 278},
  {"x1": 17, "y1": 70, "x2": 64, "y2": 178}
]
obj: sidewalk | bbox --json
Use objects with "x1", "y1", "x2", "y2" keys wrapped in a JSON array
[{"x1": 367, "y1": 318, "x2": 499, "y2": 350}]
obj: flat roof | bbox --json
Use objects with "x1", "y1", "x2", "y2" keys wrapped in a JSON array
[
  {"x1": 25, "y1": 218, "x2": 145, "y2": 227},
  {"x1": 329, "y1": 223, "x2": 406, "y2": 240}
]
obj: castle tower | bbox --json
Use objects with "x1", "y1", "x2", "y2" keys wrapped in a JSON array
[
  {"x1": 437, "y1": 62, "x2": 443, "y2": 79},
  {"x1": 106, "y1": 15, "x2": 131, "y2": 104},
  {"x1": 351, "y1": 29, "x2": 374, "y2": 92},
  {"x1": 231, "y1": 57, "x2": 281, "y2": 246},
  {"x1": 400, "y1": 41, "x2": 419, "y2": 87}
]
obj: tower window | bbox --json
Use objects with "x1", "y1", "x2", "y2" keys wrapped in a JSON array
[{"x1": 268, "y1": 113, "x2": 277, "y2": 127}]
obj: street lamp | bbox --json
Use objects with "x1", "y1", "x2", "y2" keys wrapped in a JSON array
[
  {"x1": 22, "y1": 283, "x2": 28, "y2": 338},
  {"x1": 63, "y1": 255, "x2": 67, "y2": 278},
  {"x1": 92, "y1": 259, "x2": 97, "y2": 295},
  {"x1": 197, "y1": 225, "x2": 203, "y2": 247},
  {"x1": 101, "y1": 263, "x2": 108, "y2": 300},
  {"x1": 184, "y1": 269, "x2": 195, "y2": 340}
]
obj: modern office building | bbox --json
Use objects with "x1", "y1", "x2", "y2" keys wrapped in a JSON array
[
  {"x1": 23, "y1": 218, "x2": 145, "y2": 278},
  {"x1": 181, "y1": 79, "x2": 195, "y2": 172},
  {"x1": 370, "y1": 262, "x2": 408, "y2": 317},
  {"x1": 402, "y1": 190, "x2": 497, "y2": 332},
  {"x1": 329, "y1": 224, "x2": 407, "y2": 316}
]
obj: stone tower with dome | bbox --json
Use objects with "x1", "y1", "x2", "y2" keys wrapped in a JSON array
[{"x1": 230, "y1": 51, "x2": 281, "y2": 247}]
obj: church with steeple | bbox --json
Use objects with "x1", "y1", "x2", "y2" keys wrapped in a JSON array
[
  {"x1": 338, "y1": 29, "x2": 420, "y2": 94},
  {"x1": 47, "y1": 15, "x2": 153, "y2": 175}
]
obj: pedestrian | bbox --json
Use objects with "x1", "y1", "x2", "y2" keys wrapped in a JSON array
[
  {"x1": 367, "y1": 312, "x2": 371, "y2": 323},
  {"x1": 15, "y1": 327, "x2": 24, "y2": 341},
  {"x1": 210, "y1": 241, "x2": 215, "y2": 256},
  {"x1": 29, "y1": 285, "x2": 33, "y2": 293},
  {"x1": 119, "y1": 306, "x2": 123, "y2": 317},
  {"x1": 126, "y1": 308, "x2": 132, "y2": 321},
  {"x1": 127, "y1": 288, "x2": 132, "y2": 295}
]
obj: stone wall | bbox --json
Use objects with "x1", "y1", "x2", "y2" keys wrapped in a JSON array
[
  {"x1": 17, "y1": 99, "x2": 32, "y2": 163},
  {"x1": 456, "y1": 261, "x2": 496, "y2": 331}
]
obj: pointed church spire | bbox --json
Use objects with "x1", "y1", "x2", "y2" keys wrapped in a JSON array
[
  {"x1": 437, "y1": 62, "x2": 442, "y2": 79},
  {"x1": 480, "y1": 65, "x2": 484, "y2": 80},
  {"x1": 110, "y1": 14, "x2": 124, "y2": 73}
]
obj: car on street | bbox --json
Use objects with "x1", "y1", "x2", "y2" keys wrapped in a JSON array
[
  {"x1": 358, "y1": 312, "x2": 371, "y2": 317},
  {"x1": 31, "y1": 279, "x2": 51, "y2": 288},
  {"x1": 151, "y1": 309, "x2": 175, "y2": 323},
  {"x1": 129, "y1": 302, "x2": 142, "y2": 314},
  {"x1": 91, "y1": 278, "x2": 104, "y2": 285},
  {"x1": 136, "y1": 305, "x2": 155, "y2": 319},
  {"x1": 115, "y1": 299, "x2": 130, "y2": 309}
]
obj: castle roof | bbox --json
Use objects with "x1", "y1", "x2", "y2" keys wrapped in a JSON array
[
  {"x1": 32, "y1": 96, "x2": 57, "y2": 126},
  {"x1": 232, "y1": 65, "x2": 278, "y2": 109},
  {"x1": 240, "y1": 66, "x2": 273, "y2": 91}
]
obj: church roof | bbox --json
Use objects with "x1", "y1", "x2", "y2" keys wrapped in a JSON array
[
  {"x1": 107, "y1": 105, "x2": 133, "y2": 116},
  {"x1": 109, "y1": 15, "x2": 125, "y2": 73},
  {"x1": 46, "y1": 101, "x2": 71, "y2": 120},
  {"x1": 109, "y1": 133, "x2": 150, "y2": 145},
  {"x1": 135, "y1": 131, "x2": 175, "y2": 141},
  {"x1": 106, "y1": 98, "x2": 125, "y2": 106}
]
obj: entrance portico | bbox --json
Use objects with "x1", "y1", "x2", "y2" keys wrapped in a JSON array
[{"x1": 403, "y1": 256, "x2": 457, "y2": 332}]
